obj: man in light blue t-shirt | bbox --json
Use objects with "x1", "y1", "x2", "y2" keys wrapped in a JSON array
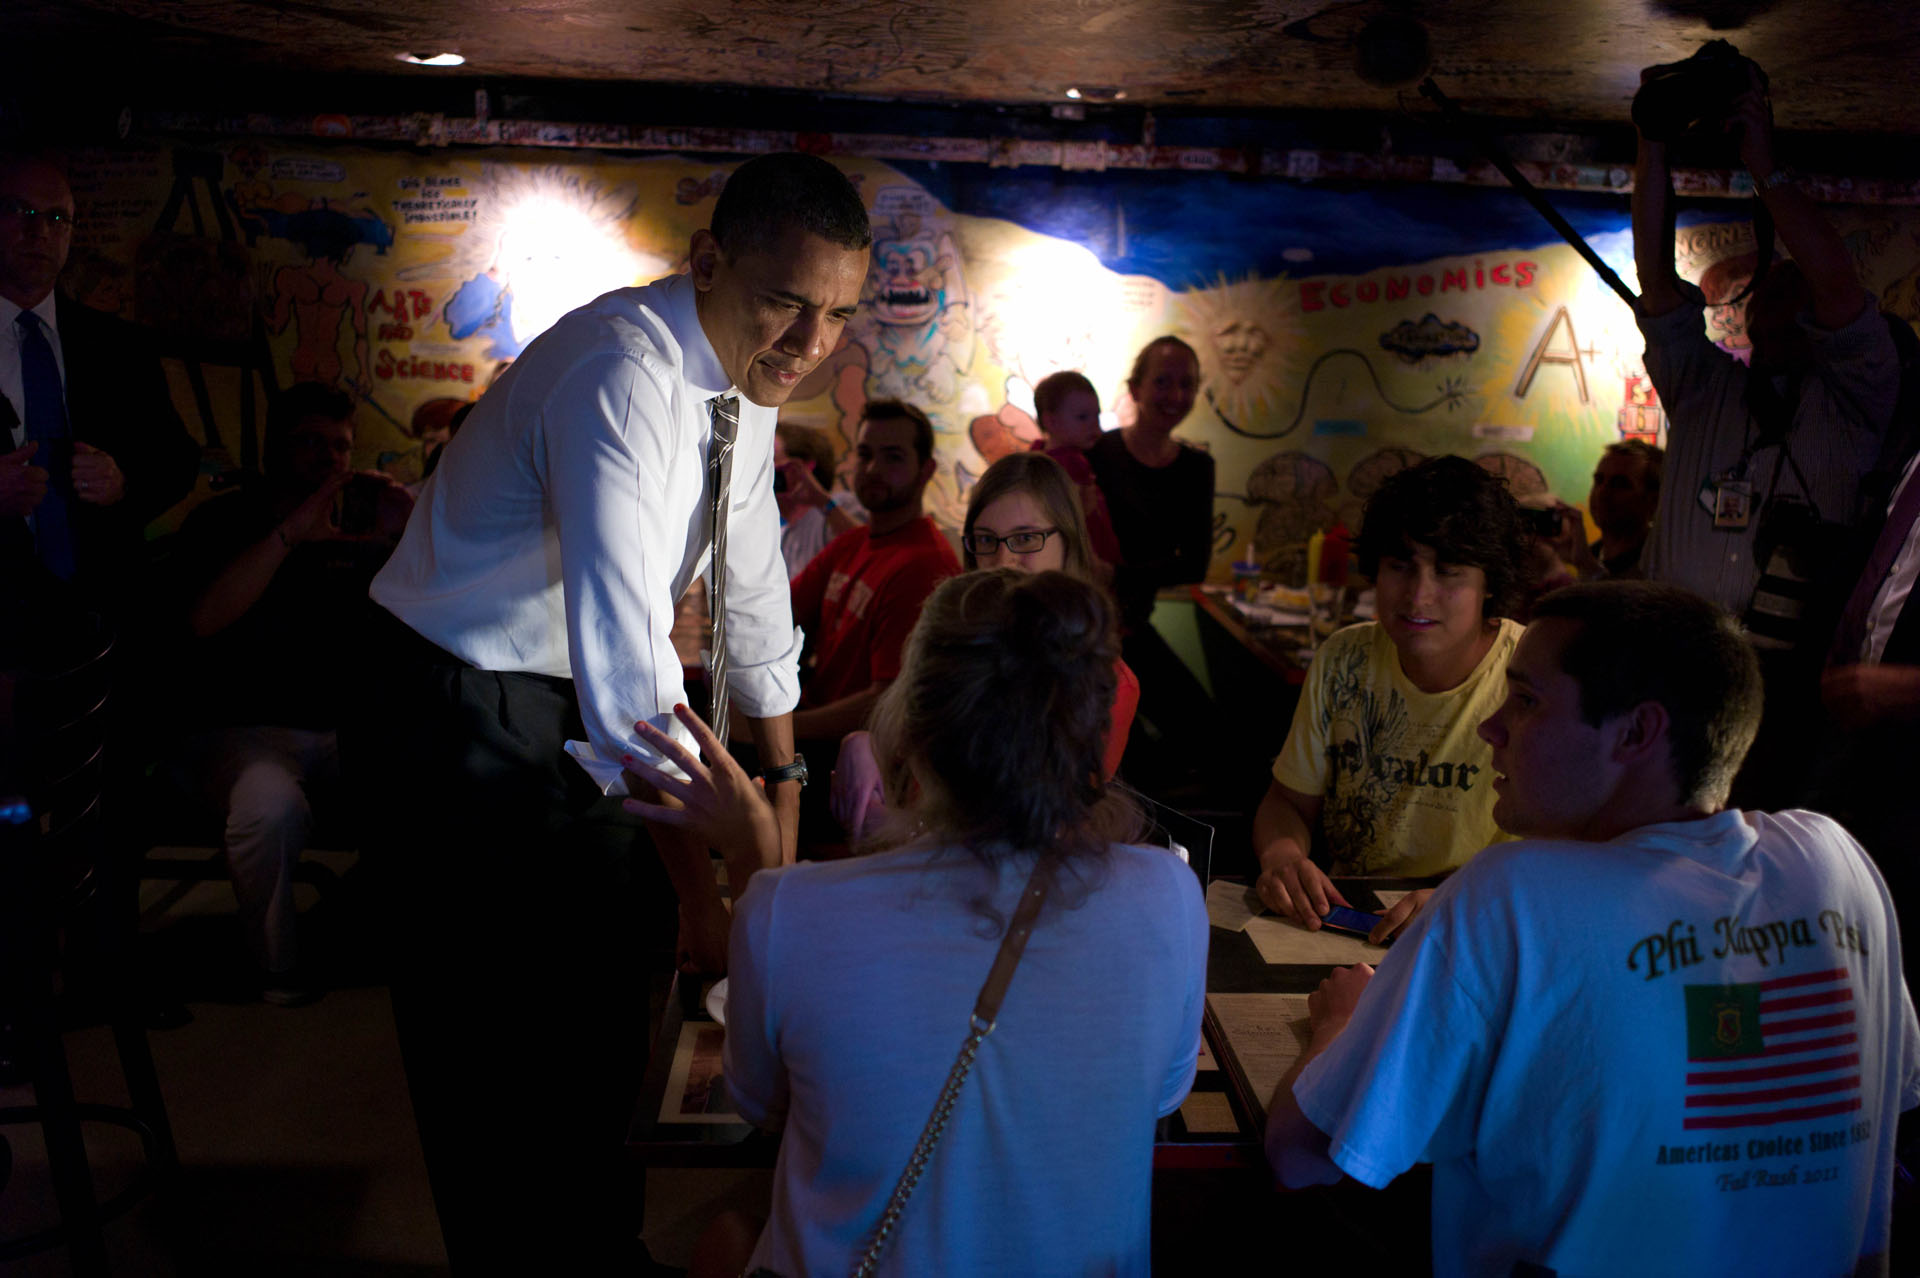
[{"x1": 1267, "y1": 582, "x2": 1920, "y2": 1278}]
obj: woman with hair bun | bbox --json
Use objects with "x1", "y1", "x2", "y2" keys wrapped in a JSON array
[
  {"x1": 626, "y1": 569, "x2": 1207, "y2": 1277},
  {"x1": 830, "y1": 449, "x2": 1139, "y2": 839}
]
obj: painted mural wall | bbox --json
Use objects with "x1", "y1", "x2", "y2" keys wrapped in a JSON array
[{"x1": 64, "y1": 142, "x2": 1920, "y2": 580}]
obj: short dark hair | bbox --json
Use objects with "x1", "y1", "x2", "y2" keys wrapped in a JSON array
[
  {"x1": 264, "y1": 381, "x2": 354, "y2": 476},
  {"x1": 1531, "y1": 581, "x2": 1762, "y2": 808},
  {"x1": 860, "y1": 399, "x2": 935, "y2": 464},
  {"x1": 1602, "y1": 439, "x2": 1665, "y2": 496},
  {"x1": 776, "y1": 421, "x2": 835, "y2": 489},
  {"x1": 868, "y1": 569, "x2": 1140, "y2": 894},
  {"x1": 1127, "y1": 336, "x2": 1200, "y2": 391},
  {"x1": 963, "y1": 452, "x2": 1096, "y2": 583},
  {"x1": 710, "y1": 153, "x2": 871, "y2": 259},
  {"x1": 1033, "y1": 370, "x2": 1099, "y2": 421},
  {"x1": 1355, "y1": 455, "x2": 1532, "y2": 618}
]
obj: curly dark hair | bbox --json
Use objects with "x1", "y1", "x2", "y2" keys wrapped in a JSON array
[
  {"x1": 1355, "y1": 455, "x2": 1532, "y2": 619},
  {"x1": 710, "y1": 152, "x2": 871, "y2": 259},
  {"x1": 1531, "y1": 581, "x2": 1762, "y2": 808}
]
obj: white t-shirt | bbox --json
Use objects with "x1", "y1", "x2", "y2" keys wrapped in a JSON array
[
  {"x1": 1295, "y1": 809, "x2": 1920, "y2": 1278},
  {"x1": 725, "y1": 841, "x2": 1209, "y2": 1277}
]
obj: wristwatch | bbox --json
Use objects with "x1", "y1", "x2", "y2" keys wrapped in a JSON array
[{"x1": 757, "y1": 755, "x2": 809, "y2": 788}]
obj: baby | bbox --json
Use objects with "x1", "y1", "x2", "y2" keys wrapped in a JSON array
[{"x1": 1031, "y1": 370, "x2": 1123, "y2": 577}]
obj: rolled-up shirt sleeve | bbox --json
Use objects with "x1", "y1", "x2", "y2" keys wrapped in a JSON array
[
  {"x1": 548, "y1": 351, "x2": 802, "y2": 793},
  {"x1": 548, "y1": 351, "x2": 703, "y2": 792}
]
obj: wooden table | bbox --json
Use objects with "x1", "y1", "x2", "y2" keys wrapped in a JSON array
[
  {"x1": 625, "y1": 967, "x2": 1268, "y2": 1170},
  {"x1": 627, "y1": 876, "x2": 1428, "y2": 1170},
  {"x1": 1188, "y1": 584, "x2": 1313, "y2": 688},
  {"x1": 626, "y1": 874, "x2": 1438, "y2": 1269}
]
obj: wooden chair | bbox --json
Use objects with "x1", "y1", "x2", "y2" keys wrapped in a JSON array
[{"x1": 0, "y1": 610, "x2": 180, "y2": 1275}]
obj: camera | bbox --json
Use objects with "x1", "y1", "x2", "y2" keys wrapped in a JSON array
[
  {"x1": 1632, "y1": 39, "x2": 1767, "y2": 143},
  {"x1": 337, "y1": 473, "x2": 387, "y2": 536},
  {"x1": 1522, "y1": 504, "x2": 1565, "y2": 538},
  {"x1": 1743, "y1": 496, "x2": 1845, "y2": 654}
]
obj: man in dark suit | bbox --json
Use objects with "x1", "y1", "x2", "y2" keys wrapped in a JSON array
[
  {"x1": 1, "y1": 148, "x2": 196, "y2": 603},
  {"x1": 1820, "y1": 450, "x2": 1920, "y2": 988},
  {"x1": 1, "y1": 150, "x2": 200, "y2": 998}
]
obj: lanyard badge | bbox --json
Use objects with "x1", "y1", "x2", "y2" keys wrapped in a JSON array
[{"x1": 1699, "y1": 472, "x2": 1753, "y2": 531}]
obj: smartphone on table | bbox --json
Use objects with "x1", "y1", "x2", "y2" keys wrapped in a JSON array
[{"x1": 1319, "y1": 904, "x2": 1388, "y2": 942}]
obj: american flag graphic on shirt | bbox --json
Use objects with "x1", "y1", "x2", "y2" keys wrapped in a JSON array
[{"x1": 1681, "y1": 968, "x2": 1860, "y2": 1131}]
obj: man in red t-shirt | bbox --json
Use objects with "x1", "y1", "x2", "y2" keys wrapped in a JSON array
[{"x1": 790, "y1": 399, "x2": 959, "y2": 747}]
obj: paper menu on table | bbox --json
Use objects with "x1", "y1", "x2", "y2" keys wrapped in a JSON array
[
  {"x1": 1205, "y1": 992, "x2": 1312, "y2": 1125},
  {"x1": 1204, "y1": 878, "x2": 1263, "y2": 932},
  {"x1": 1243, "y1": 914, "x2": 1388, "y2": 965}
]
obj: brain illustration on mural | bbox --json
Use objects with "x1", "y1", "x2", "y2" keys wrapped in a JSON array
[
  {"x1": 1337, "y1": 446, "x2": 1427, "y2": 534},
  {"x1": 1246, "y1": 450, "x2": 1338, "y2": 578}
]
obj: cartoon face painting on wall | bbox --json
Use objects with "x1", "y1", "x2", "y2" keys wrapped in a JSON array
[{"x1": 859, "y1": 193, "x2": 974, "y2": 403}]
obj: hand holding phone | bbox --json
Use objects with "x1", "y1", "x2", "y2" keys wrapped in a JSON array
[{"x1": 1319, "y1": 904, "x2": 1390, "y2": 943}]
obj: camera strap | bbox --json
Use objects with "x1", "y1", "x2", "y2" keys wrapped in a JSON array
[
  {"x1": 1740, "y1": 371, "x2": 1823, "y2": 524},
  {"x1": 1419, "y1": 75, "x2": 1776, "y2": 313},
  {"x1": 1417, "y1": 77, "x2": 1639, "y2": 309}
]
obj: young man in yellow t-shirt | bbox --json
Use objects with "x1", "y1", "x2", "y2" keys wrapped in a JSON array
[{"x1": 1254, "y1": 456, "x2": 1533, "y2": 941}]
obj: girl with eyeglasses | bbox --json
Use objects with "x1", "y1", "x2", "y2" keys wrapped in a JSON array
[{"x1": 830, "y1": 451, "x2": 1140, "y2": 838}]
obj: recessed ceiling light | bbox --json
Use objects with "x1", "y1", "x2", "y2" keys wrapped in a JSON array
[
  {"x1": 1064, "y1": 87, "x2": 1083, "y2": 100},
  {"x1": 397, "y1": 51, "x2": 465, "y2": 67}
]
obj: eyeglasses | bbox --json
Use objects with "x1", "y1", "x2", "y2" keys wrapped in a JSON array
[
  {"x1": 0, "y1": 198, "x2": 75, "y2": 229},
  {"x1": 962, "y1": 527, "x2": 1060, "y2": 556}
]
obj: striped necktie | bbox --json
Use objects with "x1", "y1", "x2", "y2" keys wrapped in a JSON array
[
  {"x1": 17, "y1": 310, "x2": 76, "y2": 579},
  {"x1": 706, "y1": 394, "x2": 740, "y2": 744}
]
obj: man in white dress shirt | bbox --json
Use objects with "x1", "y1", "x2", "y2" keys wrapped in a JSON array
[{"x1": 350, "y1": 153, "x2": 870, "y2": 1270}]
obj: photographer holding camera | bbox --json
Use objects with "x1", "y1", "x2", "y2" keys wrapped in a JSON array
[
  {"x1": 1632, "y1": 48, "x2": 1900, "y2": 802},
  {"x1": 164, "y1": 381, "x2": 411, "y2": 1004}
]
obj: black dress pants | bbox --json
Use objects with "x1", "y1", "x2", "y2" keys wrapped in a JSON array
[{"x1": 342, "y1": 608, "x2": 675, "y2": 1272}]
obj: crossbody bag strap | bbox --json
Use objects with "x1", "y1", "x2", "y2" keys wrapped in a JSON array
[{"x1": 849, "y1": 856, "x2": 1053, "y2": 1278}]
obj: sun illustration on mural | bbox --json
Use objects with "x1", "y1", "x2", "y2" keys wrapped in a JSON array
[
  {"x1": 396, "y1": 165, "x2": 659, "y2": 358},
  {"x1": 1176, "y1": 273, "x2": 1305, "y2": 433}
]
